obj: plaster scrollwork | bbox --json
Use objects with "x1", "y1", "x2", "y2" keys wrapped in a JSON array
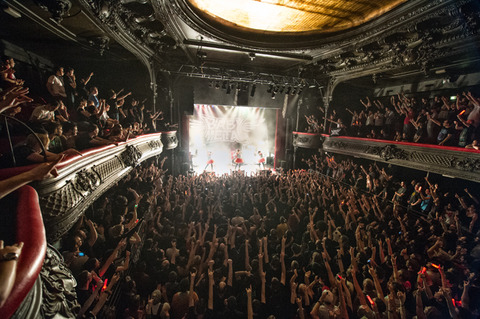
[
  {"x1": 329, "y1": 140, "x2": 347, "y2": 149},
  {"x1": 72, "y1": 168, "x2": 101, "y2": 197},
  {"x1": 40, "y1": 246, "x2": 80, "y2": 318},
  {"x1": 379, "y1": 145, "x2": 409, "y2": 161},
  {"x1": 162, "y1": 133, "x2": 178, "y2": 149},
  {"x1": 34, "y1": 0, "x2": 72, "y2": 22},
  {"x1": 147, "y1": 139, "x2": 163, "y2": 149},
  {"x1": 453, "y1": 157, "x2": 480, "y2": 171},
  {"x1": 120, "y1": 145, "x2": 142, "y2": 166},
  {"x1": 293, "y1": 134, "x2": 314, "y2": 148}
]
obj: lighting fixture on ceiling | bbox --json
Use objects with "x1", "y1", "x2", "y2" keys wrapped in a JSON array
[{"x1": 196, "y1": 50, "x2": 207, "y2": 60}]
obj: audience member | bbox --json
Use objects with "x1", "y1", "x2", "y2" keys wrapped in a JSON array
[{"x1": 46, "y1": 66, "x2": 67, "y2": 102}]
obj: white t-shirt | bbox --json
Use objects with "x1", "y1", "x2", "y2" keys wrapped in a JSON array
[
  {"x1": 47, "y1": 75, "x2": 66, "y2": 97},
  {"x1": 30, "y1": 105, "x2": 55, "y2": 122}
]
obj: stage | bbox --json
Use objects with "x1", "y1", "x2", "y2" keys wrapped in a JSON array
[{"x1": 190, "y1": 159, "x2": 274, "y2": 176}]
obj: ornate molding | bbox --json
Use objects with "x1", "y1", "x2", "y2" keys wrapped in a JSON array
[
  {"x1": 161, "y1": 131, "x2": 178, "y2": 150},
  {"x1": 292, "y1": 132, "x2": 323, "y2": 149},
  {"x1": 323, "y1": 136, "x2": 480, "y2": 182},
  {"x1": 306, "y1": 0, "x2": 480, "y2": 78},
  {"x1": 39, "y1": 245, "x2": 79, "y2": 318},
  {"x1": 34, "y1": 133, "x2": 171, "y2": 242},
  {"x1": 11, "y1": 277, "x2": 43, "y2": 319},
  {"x1": 120, "y1": 145, "x2": 142, "y2": 167},
  {"x1": 34, "y1": 0, "x2": 72, "y2": 22}
]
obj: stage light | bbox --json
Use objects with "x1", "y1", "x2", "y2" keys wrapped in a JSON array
[
  {"x1": 279, "y1": 86, "x2": 285, "y2": 94},
  {"x1": 271, "y1": 91, "x2": 276, "y2": 99},
  {"x1": 267, "y1": 84, "x2": 273, "y2": 93},
  {"x1": 297, "y1": 87, "x2": 303, "y2": 95},
  {"x1": 291, "y1": 87, "x2": 297, "y2": 95},
  {"x1": 208, "y1": 81, "x2": 213, "y2": 88},
  {"x1": 250, "y1": 84, "x2": 256, "y2": 97},
  {"x1": 215, "y1": 81, "x2": 220, "y2": 89},
  {"x1": 196, "y1": 50, "x2": 207, "y2": 60},
  {"x1": 285, "y1": 87, "x2": 291, "y2": 94},
  {"x1": 226, "y1": 84, "x2": 231, "y2": 94}
]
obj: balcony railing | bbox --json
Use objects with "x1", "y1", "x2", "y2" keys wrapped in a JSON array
[
  {"x1": 322, "y1": 135, "x2": 480, "y2": 183},
  {"x1": 0, "y1": 131, "x2": 176, "y2": 318}
]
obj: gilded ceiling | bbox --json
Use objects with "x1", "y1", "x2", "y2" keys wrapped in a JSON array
[{"x1": 187, "y1": 0, "x2": 408, "y2": 33}]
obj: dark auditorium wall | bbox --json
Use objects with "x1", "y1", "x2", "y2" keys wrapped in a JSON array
[
  {"x1": 373, "y1": 72, "x2": 480, "y2": 97},
  {"x1": 331, "y1": 82, "x2": 371, "y2": 121}
]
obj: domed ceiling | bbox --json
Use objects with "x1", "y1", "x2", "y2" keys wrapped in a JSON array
[
  {"x1": 3, "y1": 0, "x2": 478, "y2": 90},
  {"x1": 187, "y1": 0, "x2": 407, "y2": 34}
]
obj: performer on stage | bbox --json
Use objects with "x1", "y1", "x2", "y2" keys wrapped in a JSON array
[
  {"x1": 204, "y1": 151, "x2": 214, "y2": 170},
  {"x1": 233, "y1": 149, "x2": 243, "y2": 170},
  {"x1": 257, "y1": 151, "x2": 265, "y2": 169}
]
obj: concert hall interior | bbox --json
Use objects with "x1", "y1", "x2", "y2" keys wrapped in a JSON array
[{"x1": 1, "y1": 0, "x2": 480, "y2": 318}]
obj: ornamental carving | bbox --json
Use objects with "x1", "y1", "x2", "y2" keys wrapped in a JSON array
[
  {"x1": 34, "y1": 0, "x2": 72, "y2": 22},
  {"x1": 453, "y1": 157, "x2": 480, "y2": 171},
  {"x1": 323, "y1": 136, "x2": 480, "y2": 183},
  {"x1": 379, "y1": 145, "x2": 409, "y2": 161},
  {"x1": 147, "y1": 139, "x2": 163, "y2": 149},
  {"x1": 120, "y1": 145, "x2": 142, "y2": 166},
  {"x1": 72, "y1": 168, "x2": 101, "y2": 196},
  {"x1": 40, "y1": 246, "x2": 80, "y2": 318},
  {"x1": 293, "y1": 133, "x2": 323, "y2": 149},
  {"x1": 162, "y1": 133, "x2": 178, "y2": 150},
  {"x1": 35, "y1": 134, "x2": 172, "y2": 241},
  {"x1": 330, "y1": 141, "x2": 347, "y2": 149}
]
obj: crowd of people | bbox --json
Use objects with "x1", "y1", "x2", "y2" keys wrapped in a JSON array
[
  {"x1": 306, "y1": 92, "x2": 480, "y2": 150},
  {"x1": 51, "y1": 152, "x2": 479, "y2": 319},
  {"x1": 0, "y1": 57, "x2": 169, "y2": 168},
  {"x1": 2, "y1": 55, "x2": 480, "y2": 319}
]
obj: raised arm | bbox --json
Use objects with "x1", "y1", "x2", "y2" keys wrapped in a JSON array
[
  {"x1": 337, "y1": 277, "x2": 349, "y2": 319},
  {"x1": 350, "y1": 247, "x2": 368, "y2": 307},
  {"x1": 99, "y1": 238, "x2": 125, "y2": 277},
  {"x1": 368, "y1": 265, "x2": 385, "y2": 300},
  {"x1": 227, "y1": 258, "x2": 233, "y2": 287},
  {"x1": 208, "y1": 266, "x2": 214, "y2": 311},
  {"x1": 0, "y1": 156, "x2": 63, "y2": 200},
  {"x1": 245, "y1": 238, "x2": 250, "y2": 270},
  {"x1": 280, "y1": 236, "x2": 286, "y2": 285}
]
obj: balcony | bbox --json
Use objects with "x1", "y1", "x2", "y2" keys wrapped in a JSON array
[
  {"x1": 322, "y1": 135, "x2": 480, "y2": 183},
  {"x1": 0, "y1": 131, "x2": 176, "y2": 318}
]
